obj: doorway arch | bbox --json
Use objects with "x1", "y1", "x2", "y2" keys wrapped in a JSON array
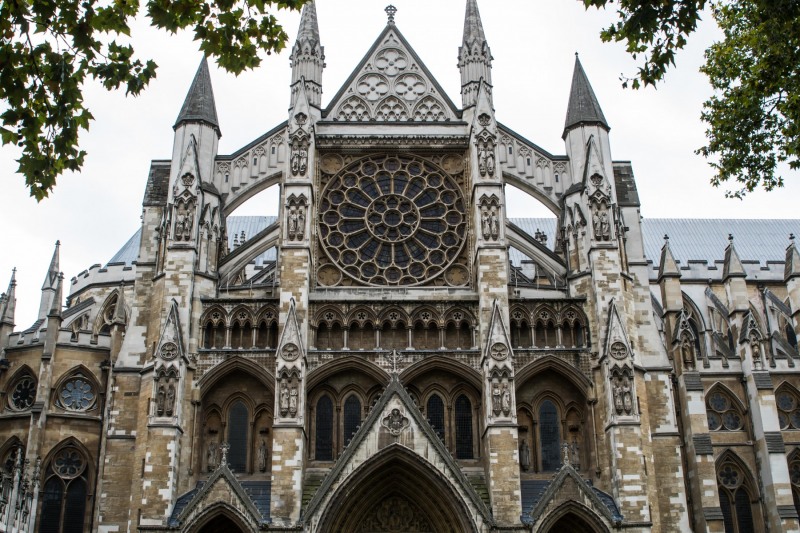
[
  {"x1": 316, "y1": 444, "x2": 479, "y2": 533},
  {"x1": 196, "y1": 514, "x2": 246, "y2": 533},
  {"x1": 184, "y1": 503, "x2": 255, "y2": 533},
  {"x1": 538, "y1": 502, "x2": 611, "y2": 533}
]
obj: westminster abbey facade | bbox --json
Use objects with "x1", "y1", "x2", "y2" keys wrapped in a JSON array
[{"x1": 1, "y1": 1, "x2": 800, "y2": 531}]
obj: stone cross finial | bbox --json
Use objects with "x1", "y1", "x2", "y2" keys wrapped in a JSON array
[
  {"x1": 728, "y1": 233, "x2": 734, "y2": 243},
  {"x1": 389, "y1": 350, "x2": 402, "y2": 374},
  {"x1": 663, "y1": 234, "x2": 669, "y2": 242},
  {"x1": 220, "y1": 442, "x2": 230, "y2": 468},
  {"x1": 791, "y1": 233, "x2": 796, "y2": 242},
  {"x1": 385, "y1": 5, "x2": 397, "y2": 24}
]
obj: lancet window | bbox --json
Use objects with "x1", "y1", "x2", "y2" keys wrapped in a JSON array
[
  {"x1": 343, "y1": 395, "x2": 362, "y2": 446},
  {"x1": 717, "y1": 455, "x2": 759, "y2": 533},
  {"x1": 227, "y1": 400, "x2": 249, "y2": 472},
  {"x1": 539, "y1": 399, "x2": 561, "y2": 472},
  {"x1": 40, "y1": 445, "x2": 90, "y2": 533},
  {"x1": 427, "y1": 394, "x2": 445, "y2": 440},
  {"x1": 454, "y1": 395, "x2": 474, "y2": 460},
  {"x1": 311, "y1": 389, "x2": 368, "y2": 460},
  {"x1": 315, "y1": 395, "x2": 334, "y2": 461}
]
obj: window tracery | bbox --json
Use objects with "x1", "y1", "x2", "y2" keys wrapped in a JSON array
[
  {"x1": 8, "y1": 374, "x2": 36, "y2": 411},
  {"x1": 40, "y1": 444, "x2": 90, "y2": 533},
  {"x1": 717, "y1": 455, "x2": 758, "y2": 533},
  {"x1": 318, "y1": 154, "x2": 467, "y2": 286},
  {"x1": 56, "y1": 375, "x2": 96, "y2": 412},
  {"x1": 706, "y1": 387, "x2": 744, "y2": 431},
  {"x1": 778, "y1": 386, "x2": 800, "y2": 430}
]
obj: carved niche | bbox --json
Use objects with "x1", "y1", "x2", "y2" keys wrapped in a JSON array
[
  {"x1": 475, "y1": 128, "x2": 496, "y2": 178},
  {"x1": 478, "y1": 194, "x2": 501, "y2": 242},
  {"x1": 286, "y1": 193, "x2": 308, "y2": 241},
  {"x1": 154, "y1": 366, "x2": 179, "y2": 418},
  {"x1": 610, "y1": 366, "x2": 635, "y2": 416},
  {"x1": 290, "y1": 123, "x2": 309, "y2": 177}
]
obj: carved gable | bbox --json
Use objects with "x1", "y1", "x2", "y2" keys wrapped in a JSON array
[{"x1": 325, "y1": 26, "x2": 459, "y2": 122}]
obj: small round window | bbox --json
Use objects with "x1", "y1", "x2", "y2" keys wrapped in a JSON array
[
  {"x1": 706, "y1": 391, "x2": 743, "y2": 431},
  {"x1": 57, "y1": 376, "x2": 96, "y2": 412},
  {"x1": 9, "y1": 376, "x2": 36, "y2": 411}
]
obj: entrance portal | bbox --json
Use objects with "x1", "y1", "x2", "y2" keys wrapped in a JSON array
[
  {"x1": 544, "y1": 512, "x2": 604, "y2": 533},
  {"x1": 196, "y1": 514, "x2": 246, "y2": 533}
]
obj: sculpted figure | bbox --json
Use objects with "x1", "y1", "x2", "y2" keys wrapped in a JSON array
[
  {"x1": 599, "y1": 210, "x2": 610, "y2": 240},
  {"x1": 289, "y1": 385, "x2": 298, "y2": 417},
  {"x1": 258, "y1": 440, "x2": 267, "y2": 472},
  {"x1": 156, "y1": 384, "x2": 166, "y2": 416},
  {"x1": 280, "y1": 380, "x2": 289, "y2": 417},
  {"x1": 486, "y1": 146, "x2": 495, "y2": 176},
  {"x1": 291, "y1": 145, "x2": 300, "y2": 175},
  {"x1": 481, "y1": 209, "x2": 491, "y2": 240},
  {"x1": 175, "y1": 213, "x2": 185, "y2": 241},
  {"x1": 183, "y1": 210, "x2": 193, "y2": 240},
  {"x1": 520, "y1": 439, "x2": 531, "y2": 471},
  {"x1": 207, "y1": 438, "x2": 218, "y2": 471},
  {"x1": 613, "y1": 380, "x2": 623, "y2": 414},
  {"x1": 299, "y1": 147, "x2": 308, "y2": 175},
  {"x1": 681, "y1": 335, "x2": 695, "y2": 370},
  {"x1": 490, "y1": 208, "x2": 499, "y2": 240},
  {"x1": 622, "y1": 377, "x2": 633, "y2": 414},
  {"x1": 165, "y1": 383, "x2": 176, "y2": 416},
  {"x1": 501, "y1": 382, "x2": 511, "y2": 415},
  {"x1": 297, "y1": 206, "x2": 306, "y2": 239},
  {"x1": 478, "y1": 144, "x2": 488, "y2": 176},
  {"x1": 492, "y1": 382, "x2": 501, "y2": 415},
  {"x1": 288, "y1": 209, "x2": 298, "y2": 240}
]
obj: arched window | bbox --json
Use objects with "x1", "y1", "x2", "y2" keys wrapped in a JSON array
[
  {"x1": 511, "y1": 320, "x2": 531, "y2": 349},
  {"x1": 539, "y1": 400, "x2": 561, "y2": 471},
  {"x1": 343, "y1": 396, "x2": 362, "y2": 446},
  {"x1": 789, "y1": 452, "x2": 800, "y2": 519},
  {"x1": 717, "y1": 458, "x2": 757, "y2": 533},
  {"x1": 454, "y1": 395, "x2": 473, "y2": 459},
  {"x1": 315, "y1": 396, "x2": 334, "y2": 461},
  {"x1": 427, "y1": 394, "x2": 445, "y2": 441},
  {"x1": 39, "y1": 446, "x2": 89, "y2": 533},
  {"x1": 778, "y1": 387, "x2": 800, "y2": 430},
  {"x1": 706, "y1": 388, "x2": 744, "y2": 431},
  {"x1": 227, "y1": 401, "x2": 249, "y2": 472},
  {"x1": 7, "y1": 372, "x2": 36, "y2": 412},
  {"x1": 230, "y1": 320, "x2": 252, "y2": 349},
  {"x1": 413, "y1": 321, "x2": 438, "y2": 350}
]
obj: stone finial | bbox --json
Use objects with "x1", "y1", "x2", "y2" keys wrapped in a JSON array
[
  {"x1": 220, "y1": 442, "x2": 230, "y2": 468},
  {"x1": 385, "y1": 4, "x2": 397, "y2": 24},
  {"x1": 658, "y1": 234, "x2": 680, "y2": 280}
]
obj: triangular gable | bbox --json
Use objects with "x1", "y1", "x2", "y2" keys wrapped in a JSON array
[
  {"x1": 324, "y1": 24, "x2": 460, "y2": 122},
  {"x1": 303, "y1": 374, "x2": 492, "y2": 526},
  {"x1": 484, "y1": 299, "x2": 514, "y2": 364},
  {"x1": 156, "y1": 299, "x2": 185, "y2": 362},
  {"x1": 526, "y1": 460, "x2": 621, "y2": 528},
  {"x1": 604, "y1": 299, "x2": 632, "y2": 360},
  {"x1": 277, "y1": 298, "x2": 305, "y2": 357},
  {"x1": 176, "y1": 134, "x2": 202, "y2": 188},
  {"x1": 170, "y1": 463, "x2": 266, "y2": 530}
]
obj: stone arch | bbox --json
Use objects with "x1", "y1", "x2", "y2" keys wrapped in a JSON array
[
  {"x1": 306, "y1": 357, "x2": 388, "y2": 391},
  {"x1": 93, "y1": 289, "x2": 121, "y2": 336},
  {"x1": 50, "y1": 363, "x2": 102, "y2": 413},
  {"x1": 515, "y1": 356, "x2": 592, "y2": 392},
  {"x1": 197, "y1": 356, "x2": 275, "y2": 397},
  {"x1": 184, "y1": 501, "x2": 255, "y2": 533},
  {"x1": 706, "y1": 382, "x2": 748, "y2": 433},
  {"x1": 401, "y1": 356, "x2": 483, "y2": 392},
  {"x1": 537, "y1": 500, "x2": 611, "y2": 533},
  {"x1": 222, "y1": 170, "x2": 282, "y2": 217},
  {"x1": 502, "y1": 171, "x2": 560, "y2": 216},
  {"x1": 316, "y1": 443, "x2": 479, "y2": 533}
]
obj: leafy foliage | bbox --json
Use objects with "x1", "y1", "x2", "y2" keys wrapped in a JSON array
[
  {"x1": 585, "y1": 0, "x2": 800, "y2": 197},
  {"x1": 0, "y1": 0, "x2": 305, "y2": 200}
]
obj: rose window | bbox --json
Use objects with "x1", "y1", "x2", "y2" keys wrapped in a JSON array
[
  {"x1": 58, "y1": 377, "x2": 96, "y2": 411},
  {"x1": 706, "y1": 391, "x2": 743, "y2": 431},
  {"x1": 319, "y1": 154, "x2": 467, "y2": 286},
  {"x1": 778, "y1": 390, "x2": 800, "y2": 429},
  {"x1": 10, "y1": 376, "x2": 36, "y2": 410},
  {"x1": 54, "y1": 447, "x2": 85, "y2": 478}
]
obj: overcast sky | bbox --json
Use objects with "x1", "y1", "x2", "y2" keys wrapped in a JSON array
[{"x1": 1, "y1": 0, "x2": 797, "y2": 328}]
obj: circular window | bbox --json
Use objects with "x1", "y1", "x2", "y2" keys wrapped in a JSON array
[
  {"x1": 10, "y1": 376, "x2": 36, "y2": 410},
  {"x1": 318, "y1": 154, "x2": 467, "y2": 286},
  {"x1": 707, "y1": 391, "x2": 743, "y2": 431},
  {"x1": 53, "y1": 447, "x2": 85, "y2": 478},
  {"x1": 58, "y1": 377, "x2": 96, "y2": 411}
]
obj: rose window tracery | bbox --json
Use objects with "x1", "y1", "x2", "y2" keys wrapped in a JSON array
[
  {"x1": 9, "y1": 376, "x2": 36, "y2": 410},
  {"x1": 319, "y1": 154, "x2": 467, "y2": 286},
  {"x1": 54, "y1": 447, "x2": 85, "y2": 478},
  {"x1": 58, "y1": 377, "x2": 96, "y2": 411}
]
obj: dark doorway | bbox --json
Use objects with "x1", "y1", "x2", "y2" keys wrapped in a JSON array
[
  {"x1": 197, "y1": 514, "x2": 246, "y2": 533},
  {"x1": 545, "y1": 512, "x2": 601, "y2": 533}
]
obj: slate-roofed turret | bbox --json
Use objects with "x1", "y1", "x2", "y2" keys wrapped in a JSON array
[
  {"x1": 174, "y1": 57, "x2": 220, "y2": 135},
  {"x1": 564, "y1": 54, "x2": 609, "y2": 135}
]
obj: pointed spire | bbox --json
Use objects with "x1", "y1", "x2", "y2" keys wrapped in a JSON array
[
  {"x1": 458, "y1": 0, "x2": 492, "y2": 109},
  {"x1": 723, "y1": 234, "x2": 746, "y2": 279},
  {"x1": 290, "y1": 1, "x2": 324, "y2": 108},
  {"x1": 48, "y1": 273, "x2": 63, "y2": 319},
  {"x1": 658, "y1": 235, "x2": 681, "y2": 280},
  {"x1": 564, "y1": 54, "x2": 609, "y2": 135},
  {"x1": 42, "y1": 240, "x2": 60, "y2": 290},
  {"x1": 174, "y1": 57, "x2": 220, "y2": 135},
  {"x1": 1, "y1": 269, "x2": 16, "y2": 326},
  {"x1": 786, "y1": 234, "x2": 800, "y2": 281}
]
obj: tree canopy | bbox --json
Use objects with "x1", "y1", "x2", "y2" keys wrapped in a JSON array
[
  {"x1": 585, "y1": 0, "x2": 800, "y2": 198},
  {"x1": 0, "y1": 0, "x2": 306, "y2": 200}
]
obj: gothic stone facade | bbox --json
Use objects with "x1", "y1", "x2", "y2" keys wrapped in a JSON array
[{"x1": 1, "y1": 2, "x2": 800, "y2": 532}]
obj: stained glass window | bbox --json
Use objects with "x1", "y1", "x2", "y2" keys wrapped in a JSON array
[
  {"x1": 718, "y1": 459, "x2": 757, "y2": 533},
  {"x1": 540, "y1": 400, "x2": 561, "y2": 471},
  {"x1": 427, "y1": 394, "x2": 445, "y2": 440},
  {"x1": 9, "y1": 376, "x2": 36, "y2": 410},
  {"x1": 316, "y1": 396, "x2": 334, "y2": 460},
  {"x1": 39, "y1": 477, "x2": 63, "y2": 533},
  {"x1": 343, "y1": 396, "x2": 361, "y2": 446},
  {"x1": 455, "y1": 395, "x2": 473, "y2": 459},
  {"x1": 227, "y1": 401, "x2": 249, "y2": 472},
  {"x1": 40, "y1": 447, "x2": 89, "y2": 533}
]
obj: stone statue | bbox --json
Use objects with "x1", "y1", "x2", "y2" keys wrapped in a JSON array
[
  {"x1": 175, "y1": 213, "x2": 185, "y2": 241},
  {"x1": 622, "y1": 377, "x2": 633, "y2": 414},
  {"x1": 486, "y1": 147, "x2": 495, "y2": 177},
  {"x1": 165, "y1": 383, "x2": 175, "y2": 417},
  {"x1": 299, "y1": 147, "x2": 308, "y2": 175},
  {"x1": 613, "y1": 380, "x2": 623, "y2": 414},
  {"x1": 520, "y1": 439, "x2": 530, "y2": 471},
  {"x1": 156, "y1": 384, "x2": 166, "y2": 416},
  {"x1": 288, "y1": 208, "x2": 298, "y2": 240},
  {"x1": 258, "y1": 439, "x2": 267, "y2": 472},
  {"x1": 492, "y1": 382, "x2": 501, "y2": 415},
  {"x1": 289, "y1": 385, "x2": 298, "y2": 417},
  {"x1": 481, "y1": 209, "x2": 491, "y2": 240},
  {"x1": 207, "y1": 438, "x2": 218, "y2": 471},
  {"x1": 752, "y1": 340, "x2": 763, "y2": 370},
  {"x1": 297, "y1": 206, "x2": 306, "y2": 239},
  {"x1": 593, "y1": 207, "x2": 610, "y2": 241},
  {"x1": 183, "y1": 209, "x2": 193, "y2": 240},
  {"x1": 478, "y1": 144, "x2": 488, "y2": 176},
  {"x1": 490, "y1": 208, "x2": 499, "y2": 240},
  {"x1": 291, "y1": 145, "x2": 300, "y2": 175},
  {"x1": 280, "y1": 380, "x2": 289, "y2": 417},
  {"x1": 681, "y1": 334, "x2": 695, "y2": 370},
  {"x1": 501, "y1": 382, "x2": 511, "y2": 416}
]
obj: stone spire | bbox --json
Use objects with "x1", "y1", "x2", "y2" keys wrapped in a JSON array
[
  {"x1": 563, "y1": 54, "x2": 609, "y2": 136},
  {"x1": 786, "y1": 234, "x2": 800, "y2": 281},
  {"x1": 458, "y1": 0, "x2": 492, "y2": 109},
  {"x1": 48, "y1": 273, "x2": 63, "y2": 319},
  {"x1": 723, "y1": 234, "x2": 746, "y2": 280},
  {"x1": 658, "y1": 235, "x2": 681, "y2": 280},
  {"x1": 38, "y1": 240, "x2": 60, "y2": 320},
  {"x1": 174, "y1": 57, "x2": 220, "y2": 135},
  {"x1": 1, "y1": 269, "x2": 16, "y2": 326},
  {"x1": 290, "y1": 0, "x2": 324, "y2": 109}
]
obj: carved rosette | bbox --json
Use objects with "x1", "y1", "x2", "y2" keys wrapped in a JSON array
[{"x1": 381, "y1": 408, "x2": 410, "y2": 437}]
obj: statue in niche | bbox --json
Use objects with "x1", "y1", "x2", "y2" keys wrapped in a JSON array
[
  {"x1": 613, "y1": 378, "x2": 623, "y2": 414},
  {"x1": 492, "y1": 382, "x2": 501, "y2": 416},
  {"x1": 752, "y1": 339, "x2": 763, "y2": 370},
  {"x1": 622, "y1": 377, "x2": 633, "y2": 414},
  {"x1": 593, "y1": 206, "x2": 610, "y2": 241},
  {"x1": 478, "y1": 143, "x2": 488, "y2": 176},
  {"x1": 175, "y1": 213, "x2": 186, "y2": 241},
  {"x1": 501, "y1": 381, "x2": 511, "y2": 416},
  {"x1": 486, "y1": 146, "x2": 495, "y2": 176},
  {"x1": 290, "y1": 140, "x2": 308, "y2": 176},
  {"x1": 258, "y1": 440, "x2": 268, "y2": 472},
  {"x1": 477, "y1": 138, "x2": 495, "y2": 177},
  {"x1": 297, "y1": 206, "x2": 306, "y2": 239},
  {"x1": 520, "y1": 439, "x2": 530, "y2": 471},
  {"x1": 481, "y1": 208, "x2": 491, "y2": 240},
  {"x1": 165, "y1": 383, "x2": 176, "y2": 417},
  {"x1": 288, "y1": 208, "x2": 298, "y2": 240},
  {"x1": 156, "y1": 384, "x2": 166, "y2": 416},
  {"x1": 299, "y1": 147, "x2": 308, "y2": 175},
  {"x1": 289, "y1": 385, "x2": 298, "y2": 417},
  {"x1": 490, "y1": 208, "x2": 499, "y2": 240},
  {"x1": 207, "y1": 438, "x2": 218, "y2": 471},
  {"x1": 279, "y1": 380, "x2": 289, "y2": 417},
  {"x1": 680, "y1": 333, "x2": 695, "y2": 370}
]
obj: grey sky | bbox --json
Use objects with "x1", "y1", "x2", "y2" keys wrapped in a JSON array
[{"x1": 1, "y1": 0, "x2": 797, "y2": 328}]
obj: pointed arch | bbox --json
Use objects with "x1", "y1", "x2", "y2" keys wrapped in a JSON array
[
  {"x1": 316, "y1": 443, "x2": 479, "y2": 533},
  {"x1": 716, "y1": 449, "x2": 761, "y2": 533},
  {"x1": 51, "y1": 364, "x2": 102, "y2": 413},
  {"x1": 776, "y1": 382, "x2": 800, "y2": 430},
  {"x1": 538, "y1": 500, "x2": 612, "y2": 533},
  {"x1": 197, "y1": 356, "x2": 275, "y2": 396},
  {"x1": 706, "y1": 383, "x2": 747, "y2": 432},
  {"x1": 93, "y1": 289, "x2": 122, "y2": 336},
  {"x1": 401, "y1": 356, "x2": 483, "y2": 392},
  {"x1": 5, "y1": 364, "x2": 37, "y2": 412},
  {"x1": 306, "y1": 357, "x2": 388, "y2": 391},
  {"x1": 184, "y1": 501, "x2": 256, "y2": 533},
  {"x1": 515, "y1": 356, "x2": 592, "y2": 392}
]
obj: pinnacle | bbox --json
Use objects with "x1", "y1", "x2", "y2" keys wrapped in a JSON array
[
  {"x1": 564, "y1": 55, "x2": 609, "y2": 134},
  {"x1": 296, "y1": 0, "x2": 321, "y2": 44},
  {"x1": 462, "y1": 0, "x2": 487, "y2": 46},
  {"x1": 42, "y1": 240, "x2": 60, "y2": 290},
  {"x1": 174, "y1": 57, "x2": 220, "y2": 135}
]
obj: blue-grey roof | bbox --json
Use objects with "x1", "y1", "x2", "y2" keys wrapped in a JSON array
[
  {"x1": 109, "y1": 217, "x2": 800, "y2": 270},
  {"x1": 520, "y1": 478, "x2": 622, "y2": 524},
  {"x1": 107, "y1": 216, "x2": 277, "y2": 267},
  {"x1": 564, "y1": 56, "x2": 609, "y2": 133},
  {"x1": 175, "y1": 57, "x2": 220, "y2": 133}
]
